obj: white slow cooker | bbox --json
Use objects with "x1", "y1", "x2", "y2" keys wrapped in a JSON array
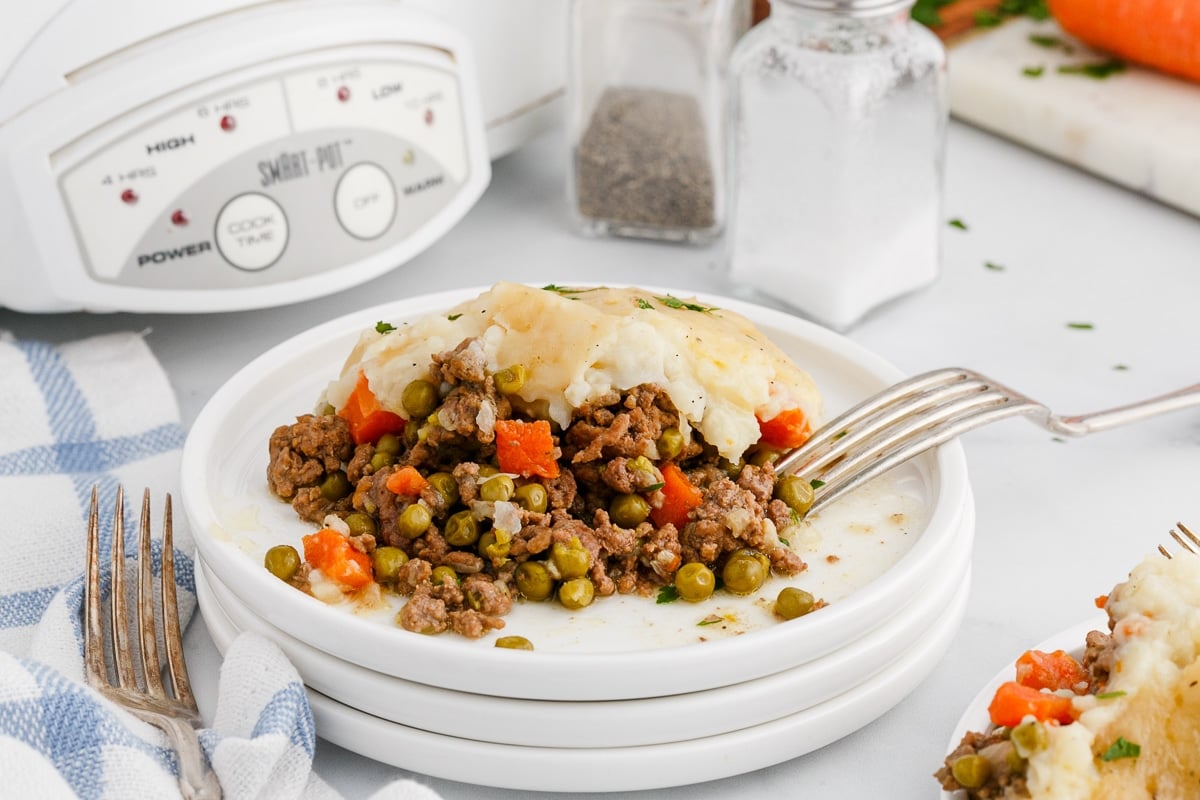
[{"x1": 0, "y1": 0, "x2": 566, "y2": 313}]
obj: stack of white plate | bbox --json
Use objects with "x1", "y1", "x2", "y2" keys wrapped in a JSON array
[{"x1": 182, "y1": 288, "x2": 976, "y2": 793}]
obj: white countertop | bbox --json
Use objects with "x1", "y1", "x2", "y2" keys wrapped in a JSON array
[{"x1": 3, "y1": 120, "x2": 1199, "y2": 799}]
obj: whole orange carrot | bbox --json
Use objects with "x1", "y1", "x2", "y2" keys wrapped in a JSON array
[{"x1": 1049, "y1": 0, "x2": 1200, "y2": 83}]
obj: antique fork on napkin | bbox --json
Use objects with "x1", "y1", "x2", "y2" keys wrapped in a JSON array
[
  {"x1": 776, "y1": 368, "x2": 1200, "y2": 517},
  {"x1": 84, "y1": 486, "x2": 222, "y2": 799}
]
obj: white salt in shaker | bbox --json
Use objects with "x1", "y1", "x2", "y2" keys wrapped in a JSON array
[
  {"x1": 726, "y1": 0, "x2": 947, "y2": 330},
  {"x1": 566, "y1": 0, "x2": 752, "y2": 244}
]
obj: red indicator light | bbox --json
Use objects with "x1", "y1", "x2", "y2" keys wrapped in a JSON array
[
  {"x1": 171, "y1": 209, "x2": 189, "y2": 226},
  {"x1": 120, "y1": 188, "x2": 138, "y2": 204},
  {"x1": 337, "y1": 86, "x2": 351, "y2": 102},
  {"x1": 219, "y1": 115, "x2": 237, "y2": 132},
  {"x1": 424, "y1": 108, "x2": 434, "y2": 125}
]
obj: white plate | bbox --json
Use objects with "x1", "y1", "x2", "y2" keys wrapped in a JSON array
[
  {"x1": 196, "y1": 494, "x2": 972, "y2": 749},
  {"x1": 181, "y1": 285, "x2": 972, "y2": 700},
  {"x1": 939, "y1": 617, "x2": 1108, "y2": 799},
  {"x1": 200, "y1": 561, "x2": 971, "y2": 793}
]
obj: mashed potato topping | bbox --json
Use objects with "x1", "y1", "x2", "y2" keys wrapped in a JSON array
[{"x1": 323, "y1": 283, "x2": 822, "y2": 460}]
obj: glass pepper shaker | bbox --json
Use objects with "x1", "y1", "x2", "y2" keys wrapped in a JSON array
[
  {"x1": 726, "y1": 0, "x2": 948, "y2": 329},
  {"x1": 566, "y1": 0, "x2": 751, "y2": 244}
]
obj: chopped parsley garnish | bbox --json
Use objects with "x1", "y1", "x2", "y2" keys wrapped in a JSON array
[
  {"x1": 375, "y1": 321, "x2": 396, "y2": 334},
  {"x1": 833, "y1": 430, "x2": 849, "y2": 440},
  {"x1": 636, "y1": 298, "x2": 654, "y2": 310},
  {"x1": 948, "y1": 218, "x2": 968, "y2": 230},
  {"x1": 1067, "y1": 321, "x2": 1094, "y2": 330},
  {"x1": 1029, "y1": 33, "x2": 1070, "y2": 50},
  {"x1": 645, "y1": 482, "x2": 665, "y2": 492},
  {"x1": 779, "y1": 537, "x2": 790, "y2": 546},
  {"x1": 1052, "y1": 436, "x2": 1067, "y2": 443},
  {"x1": 542, "y1": 284, "x2": 601, "y2": 295},
  {"x1": 656, "y1": 585, "x2": 679, "y2": 604},
  {"x1": 1058, "y1": 59, "x2": 1126, "y2": 79},
  {"x1": 1096, "y1": 690, "x2": 1127, "y2": 700},
  {"x1": 655, "y1": 295, "x2": 718, "y2": 313},
  {"x1": 789, "y1": 508, "x2": 802, "y2": 526},
  {"x1": 974, "y1": 8, "x2": 1002, "y2": 26},
  {"x1": 1101, "y1": 737, "x2": 1141, "y2": 761},
  {"x1": 911, "y1": 0, "x2": 953, "y2": 27},
  {"x1": 1113, "y1": 364, "x2": 1130, "y2": 371},
  {"x1": 810, "y1": 479, "x2": 826, "y2": 489},
  {"x1": 1023, "y1": 65, "x2": 1046, "y2": 78},
  {"x1": 447, "y1": 313, "x2": 462, "y2": 321},
  {"x1": 697, "y1": 615, "x2": 723, "y2": 627},
  {"x1": 984, "y1": 261, "x2": 1006, "y2": 271}
]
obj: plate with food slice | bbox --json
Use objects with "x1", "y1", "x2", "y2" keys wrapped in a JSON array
[
  {"x1": 938, "y1": 546, "x2": 1200, "y2": 799},
  {"x1": 181, "y1": 282, "x2": 972, "y2": 700}
]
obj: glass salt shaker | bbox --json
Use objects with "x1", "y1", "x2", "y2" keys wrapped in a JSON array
[
  {"x1": 726, "y1": 0, "x2": 948, "y2": 330},
  {"x1": 566, "y1": 0, "x2": 751, "y2": 244}
]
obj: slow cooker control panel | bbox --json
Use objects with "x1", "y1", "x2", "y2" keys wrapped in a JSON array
[{"x1": 58, "y1": 57, "x2": 470, "y2": 290}]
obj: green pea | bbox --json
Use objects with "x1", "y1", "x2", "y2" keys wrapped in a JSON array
[
  {"x1": 427, "y1": 472, "x2": 459, "y2": 506},
  {"x1": 397, "y1": 503, "x2": 432, "y2": 538},
  {"x1": 479, "y1": 528, "x2": 512, "y2": 561},
  {"x1": 443, "y1": 510, "x2": 479, "y2": 546},
  {"x1": 774, "y1": 587, "x2": 815, "y2": 619},
  {"x1": 719, "y1": 457, "x2": 745, "y2": 479},
  {"x1": 320, "y1": 403, "x2": 337, "y2": 416},
  {"x1": 609, "y1": 493, "x2": 650, "y2": 528},
  {"x1": 748, "y1": 447, "x2": 781, "y2": 466},
  {"x1": 403, "y1": 420, "x2": 420, "y2": 447},
  {"x1": 477, "y1": 464, "x2": 500, "y2": 478},
  {"x1": 722, "y1": 552, "x2": 767, "y2": 595},
  {"x1": 344, "y1": 512, "x2": 378, "y2": 538},
  {"x1": 372, "y1": 546, "x2": 408, "y2": 584},
  {"x1": 375, "y1": 433, "x2": 402, "y2": 455},
  {"x1": 515, "y1": 561, "x2": 554, "y2": 601},
  {"x1": 558, "y1": 577, "x2": 595, "y2": 610},
  {"x1": 319, "y1": 470, "x2": 351, "y2": 501},
  {"x1": 264, "y1": 545, "x2": 301, "y2": 582},
  {"x1": 401, "y1": 379, "x2": 439, "y2": 418},
  {"x1": 656, "y1": 427, "x2": 684, "y2": 460},
  {"x1": 774, "y1": 475, "x2": 815, "y2": 515},
  {"x1": 551, "y1": 538, "x2": 590, "y2": 579},
  {"x1": 674, "y1": 562, "x2": 715, "y2": 602},
  {"x1": 950, "y1": 755, "x2": 991, "y2": 789},
  {"x1": 431, "y1": 565, "x2": 459, "y2": 585},
  {"x1": 480, "y1": 474, "x2": 515, "y2": 503},
  {"x1": 513, "y1": 483, "x2": 548, "y2": 513},
  {"x1": 493, "y1": 364, "x2": 527, "y2": 395},
  {"x1": 1011, "y1": 720, "x2": 1049, "y2": 757},
  {"x1": 370, "y1": 451, "x2": 394, "y2": 471},
  {"x1": 495, "y1": 635, "x2": 534, "y2": 650}
]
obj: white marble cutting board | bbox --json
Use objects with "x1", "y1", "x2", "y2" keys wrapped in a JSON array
[{"x1": 947, "y1": 16, "x2": 1200, "y2": 219}]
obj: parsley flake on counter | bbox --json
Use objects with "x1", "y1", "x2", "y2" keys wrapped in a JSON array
[
  {"x1": 948, "y1": 218, "x2": 968, "y2": 230},
  {"x1": 1028, "y1": 33, "x2": 1073, "y2": 52},
  {"x1": 375, "y1": 321, "x2": 396, "y2": 334},
  {"x1": 1067, "y1": 321, "x2": 1094, "y2": 330},
  {"x1": 1023, "y1": 65, "x2": 1046, "y2": 78},
  {"x1": 1058, "y1": 59, "x2": 1126, "y2": 79},
  {"x1": 1101, "y1": 737, "x2": 1141, "y2": 762},
  {"x1": 656, "y1": 585, "x2": 679, "y2": 604},
  {"x1": 984, "y1": 261, "x2": 1006, "y2": 271},
  {"x1": 655, "y1": 295, "x2": 718, "y2": 313},
  {"x1": 447, "y1": 313, "x2": 462, "y2": 321},
  {"x1": 1113, "y1": 364, "x2": 1130, "y2": 371},
  {"x1": 636, "y1": 298, "x2": 654, "y2": 310},
  {"x1": 697, "y1": 614, "x2": 724, "y2": 627}
]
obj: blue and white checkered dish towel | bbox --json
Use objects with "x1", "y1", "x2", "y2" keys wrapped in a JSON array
[{"x1": 0, "y1": 331, "x2": 440, "y2": 800}]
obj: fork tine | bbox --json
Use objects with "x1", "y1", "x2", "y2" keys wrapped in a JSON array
[
  {"x1": 1177, "y1": 522, "x2": 1199, "y2": 553},
  {"x1": 137, "y1": 489, "x2": 165, "y2": 698},
  {"x1": 84, "y1": 485, "x2": 107, "y2": 688},
  {"x1": 109, "y1": 486, "x2": 138, "y2": 690},
  {"x1": 805, "y1": 392, "x2": 1045, "y2": 516},
  {"x1": 159, "y1": 494, "x2": 197, "y2": 711}
]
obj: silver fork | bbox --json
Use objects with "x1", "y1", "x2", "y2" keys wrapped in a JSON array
[
  {"x1": 775, "y1": 368, "x2": 1200, "y2": 517},
  {"x1": 84, "y1": 485, "x2": 222, "y2": 799},
  {"x1": 1159, "y1": 522, "x2": 1199, "y2": 559}
]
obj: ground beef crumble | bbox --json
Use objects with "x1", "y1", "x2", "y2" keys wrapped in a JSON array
[{"x1": 266, "y1": 335, "x2": 815, "y2": 639}]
